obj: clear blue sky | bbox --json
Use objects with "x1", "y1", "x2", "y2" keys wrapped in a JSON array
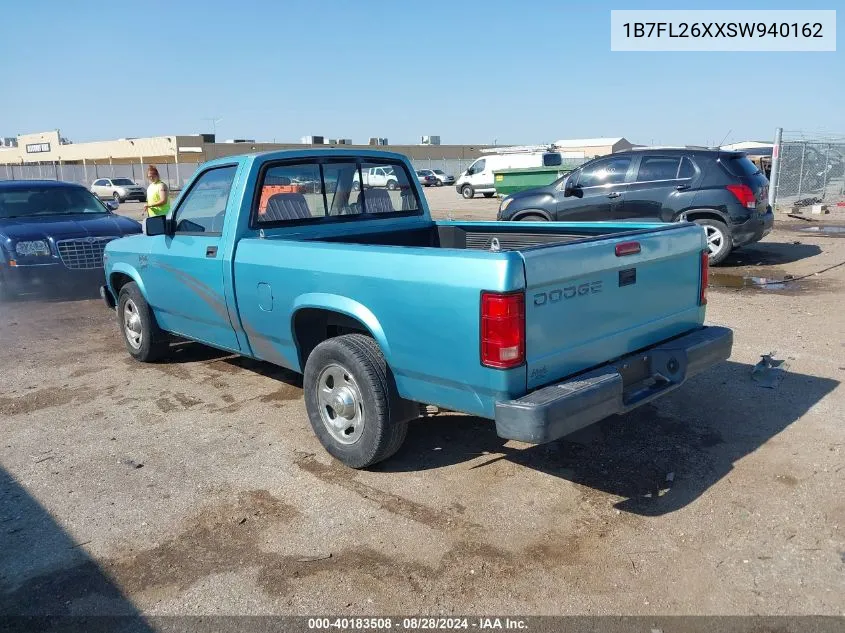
[{"x1": 1, "y1": 0, "x2": 841, "y2": 146}]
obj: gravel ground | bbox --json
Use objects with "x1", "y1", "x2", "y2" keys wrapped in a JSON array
[{"x1": 1, "y1": 188, "x2": 844, "y2": 617}]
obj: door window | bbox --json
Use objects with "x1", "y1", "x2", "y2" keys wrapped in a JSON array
[
  {"x1": 636, "y1": 156, "x2": 682, "y2": 182},
  {"x1": 469, "y1": 159, "x2": 486, "y2": 175},
  {"x1": 94, "y1": 179, "x2": 107, "y2": 187},
  {"x1": 577, "y1": 156, "x2": 632, "y2": 187},
  {"x1": 172, "y1": 165, "x2": 238, "y2": 234}
]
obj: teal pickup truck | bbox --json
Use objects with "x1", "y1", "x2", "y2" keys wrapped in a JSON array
[{"x1": 101, "y1": 149, "x2": 731, "y2": 468}]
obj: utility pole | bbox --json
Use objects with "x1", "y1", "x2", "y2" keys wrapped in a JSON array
[{"x1": 202, "y1": 117, "x2": 223, "y2": 139}]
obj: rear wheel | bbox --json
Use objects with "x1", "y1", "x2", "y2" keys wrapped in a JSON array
[
  {"x1": 694, "y1": 218, "x2": 731, "y2": 265},
  {"x1": 461, "y1": 185, "x2": 474, "y2": 199},
  {"x1": 435, "y1": 180, "x2": 443, "y2": 187},
  {"x1": 112, "y1": 192, "x2": 122, "y2": 203},
  {"x1": 117, "y1": 282, "x2": 169, "y2": 362},
  {"x1": 304, "y1": 334, "x2": 409, "y2": 468},
  {"x1": 386, "y1": 180, "x2": 398, "y2": 191},
  {"x1": 352, "y1": 181, "x2": 361, "y2": 191}
]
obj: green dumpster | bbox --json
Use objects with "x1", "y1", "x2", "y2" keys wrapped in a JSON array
[{"x1": 493, "y1": 166, "x2": 574, "y2": 197}]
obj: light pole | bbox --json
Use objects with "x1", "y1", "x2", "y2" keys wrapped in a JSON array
[{"x1": 203, "y1": 117, "x2": 223, "y2": 139}]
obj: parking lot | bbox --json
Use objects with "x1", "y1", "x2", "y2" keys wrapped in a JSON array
[{"x1": 2, "y1": 187, "x2": 844, "y2": 616}]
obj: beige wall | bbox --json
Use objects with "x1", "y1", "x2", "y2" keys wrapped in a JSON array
[{"x1": 0, "y1": 132, "x2": 492, "y2": 166}]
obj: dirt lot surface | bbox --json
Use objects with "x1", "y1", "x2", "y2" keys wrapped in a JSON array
[{"x1": 2, "y1": 188, "x2": 844, "y2": 616}]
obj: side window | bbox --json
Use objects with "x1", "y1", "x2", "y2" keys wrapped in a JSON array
[
  {"x1": 577, "y1": 156, "x2": 632, "y2": 188},
  {"x1": 636, "y1": 156, "x2": 682, "y2": 182},
  {"x1": 94, "y1": 180, "x2": 104, "y2": 187},
  {"x1": 173, "y1": 165, "x2": 237, "y2": 233},
  {"x1": 470, "y1": 159, "x2": 486, "y2": 175},
  {"x1": 543, "y1": 153, "x2": 562, "y2": 167},
  {"x1": 678, "y1": 156, "x2": 696, "y2": 179}
]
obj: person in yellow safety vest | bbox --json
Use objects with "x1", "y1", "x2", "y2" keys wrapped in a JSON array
[{"x1": 144, "y1": 165, "x2": 171, "y2": 217}]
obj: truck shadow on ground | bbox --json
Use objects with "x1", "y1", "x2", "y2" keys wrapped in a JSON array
[
  {"x1": 0, "y1": 467, "x2": 153, "y2": 631},
  {"x1": 381, "y1": 360, "x2": 839, "y2": 517},
  {"x1": 720, "y1": 242, "x2": 822, "y2": 268},
  {"x1": 1, "y1": 284, "x2": 101, "y2": 304}
]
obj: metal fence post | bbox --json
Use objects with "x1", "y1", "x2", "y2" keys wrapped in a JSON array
[
  {"x1": 797, "y1": 142, "x2": 806, "y2": 199},
  {"x1": 821, "y1": 143, "x2": 831, "y2": 198},
  {"x1": 769, "y1": 128, "x2": 782, "y2": 210}
]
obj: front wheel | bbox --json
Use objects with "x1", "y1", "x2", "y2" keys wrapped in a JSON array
[
  {"x1": 518, "y1": 213, "x2": 548, "y2": 222},
  {"x1": 304, "y1": 334, "x2": 408, "y2": 468},
  {"x1": 694, "y1": 218, "x2": 732, "y2": 265},
  {"x1": 117, "y1": 282, "x2": 169, "y2": 362},
  {"x1": 461, "y1": 185, "x2": 474, "y2": 199}
]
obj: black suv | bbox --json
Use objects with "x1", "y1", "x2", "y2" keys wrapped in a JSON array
[{"x1": 497, "y1": 148, "x2": 774, "y2": 264}]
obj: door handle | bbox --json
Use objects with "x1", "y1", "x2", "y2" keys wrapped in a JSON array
[
  {"x1": 206, "y1": 246, "x2": 218, "y2": 258},
  {"x1": 675, "y1": 184, "x2": 690, "y2": 191},
  {"x1": 607, "y1": 192, "x2": 621, "y2": 199}
]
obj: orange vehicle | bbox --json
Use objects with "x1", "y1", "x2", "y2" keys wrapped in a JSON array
[{"x1": 258, "y1": 177, "x2": 306, "y2": 215}]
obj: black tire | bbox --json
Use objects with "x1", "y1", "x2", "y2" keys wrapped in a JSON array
[
  {"x1": 435, "y1": 180, "x2": 443, "y2": 187},
  {"x1": 517, "y1": 213, "x2": 548, "y2": 222},
  {"x1": 693, "y1": 218, "x2": 732, "y2": 266},
  {"x1": 386, "y1": 180, "x2": 398, "y2": 191},
  {"x1": 117, "y1": 282, "x2": 169, "y2": 362},
  {"x1": 304, "y1": 334, "x2": 409, "y2": 469},
  {"x1": 352, "y1": 181, "x2": 361, "y2": 191},
  {"x1": 112, "y1": 192, "x2": 122, "y2": 203},
  {"x1": 461, "y1": 185, "x2": 474, "y2": 199}
]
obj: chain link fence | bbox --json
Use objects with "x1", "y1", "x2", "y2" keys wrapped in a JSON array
[
  {"x1": 0, "y1": 161, "x2": 189, "y2": 191},
  {"x1": 772, "y1": 131, "x2": 845, "y2": 211}
]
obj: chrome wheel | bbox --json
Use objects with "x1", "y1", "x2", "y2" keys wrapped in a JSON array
[
  {"x1": 316, "y1": 363, "x2": 365, "y2": 445},
  {"x1": 123, "y1": 299, "x2": 143, "y2": 349},
  {"x1": 705, "y1": 225, "x2": 725, "y2": 257}
]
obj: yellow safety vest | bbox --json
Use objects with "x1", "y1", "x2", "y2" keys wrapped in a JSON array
[{"x1": 147, "y1": 180, "x2": 171, "y2": 217}]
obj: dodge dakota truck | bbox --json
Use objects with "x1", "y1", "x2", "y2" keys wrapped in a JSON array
[{"x1": 101, "y1": 149, "x2": 732, "y2": 468}]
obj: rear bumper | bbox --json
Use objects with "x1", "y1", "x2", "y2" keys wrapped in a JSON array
[
  {"x1": 495, "y1": 326, "x2": 733, "y2": 443},
  {"x1": 731, "y1": 209, "x2": 774, "y2": 247}
]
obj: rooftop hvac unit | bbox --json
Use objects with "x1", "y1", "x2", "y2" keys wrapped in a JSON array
[
  {"x1": 421, "y1": 135, "x2": 441, "y2": 145},
  {"x1": 300, "y1": 135, "x2": 325, "y2": 144},
  {"x1": 368, "y1": 137, "x2": 388, "y2": 146},
  {"x1": 338, "y1": 139, "x2": 352, "y2": 145}
]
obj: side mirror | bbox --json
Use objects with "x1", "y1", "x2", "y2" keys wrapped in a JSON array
[
  {"x1": 563, "y1": 181, "x2": 577, "y2": 197},
  {"x1": 144, "y1": 214, "x2": 169, "y2": 236},
  {"x1": 106, "y1": 199, "x2": 119, "y2": 211}
]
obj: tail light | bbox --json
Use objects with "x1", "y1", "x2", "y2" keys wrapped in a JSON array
[
  {"x1": 481, "y1": 291, "x2": 525, "y2": 369},
  {"x1": 615, "y1": 241, "x2": 641, "y2": 256},
  {"x1": 699, "y1": 250, "x2": 709, "y2": 305},
  {"x1": 726, "y1": 184, "x2": 756, "y2": 209}
]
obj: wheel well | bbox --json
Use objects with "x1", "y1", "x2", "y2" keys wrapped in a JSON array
[
  {"x1": 292, "y1": 308, "x2": 372, "y2": 369},
  {"x1": 110, "y1": 272, "x2": 134, "y2": 294},
  {"x1": 513, "y1": 209, "x2": 551, "y2": 221},
  {"x1": 683, "y1": 210, "x2": 728, "y2": 225}
]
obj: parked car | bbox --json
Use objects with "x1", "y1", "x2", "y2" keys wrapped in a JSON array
[
  {"x1": 91, "y1": 178, "x2": 147, "y2": 203},
  {"x1": 497, "y1": 148, "x2": 773, "y2": 265},
  {"x1": 431, "y1": 169, "x2": 455, "y2": 186},
  {"x1": 0, "y1": 180, "x2": 142, "y2": 299},
  {"x1": 101, "y1": 149, "x2": 731, "y2": 468},
  {"x1": 415, "y1": 170, "x2": 438, "y2": 187}
]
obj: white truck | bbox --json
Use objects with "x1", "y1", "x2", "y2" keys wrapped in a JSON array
[{"x1": 352, "y1": 166, "x2": 400, "y2": 191}]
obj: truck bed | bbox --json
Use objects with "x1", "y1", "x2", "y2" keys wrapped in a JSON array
[{"x1": 311, "y1": 221, "x2": 684, "y2": 252}]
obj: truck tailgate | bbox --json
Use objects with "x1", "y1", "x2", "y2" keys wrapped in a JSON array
[{"x1": 521, "y1": 224, "x2": 706, "y2": 390}]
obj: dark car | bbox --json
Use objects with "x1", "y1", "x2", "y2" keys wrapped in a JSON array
[
  {"x1": 0, "y1": 180, "x2": 142, "y2": 299},
  {"x1": 497, "y1": 148, "x2": 774, "y2": 264}
]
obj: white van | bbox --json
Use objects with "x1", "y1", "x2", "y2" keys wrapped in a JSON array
[{"x1": 455, "y1": 150, "x2": 565, "y2": 199}]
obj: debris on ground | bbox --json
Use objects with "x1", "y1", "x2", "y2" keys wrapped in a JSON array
[
  {"x1": 297, "y1": 553, "x2": 333, "y2": 563},
  {"x1": 751, "y1": 353, "x2": 789, "y2": 389}
]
